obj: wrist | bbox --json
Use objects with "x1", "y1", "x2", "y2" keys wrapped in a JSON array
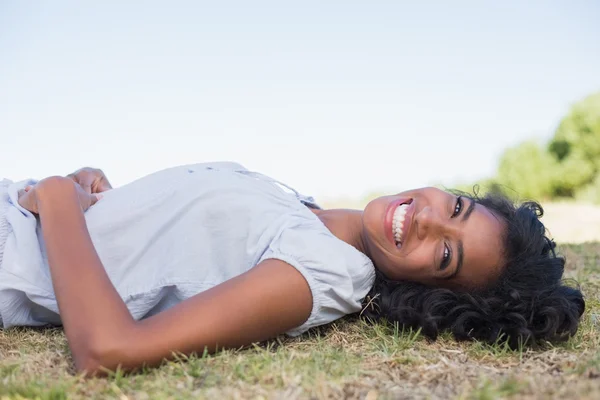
[{"x1": 36, "y1": 176, "x2": 78, "y2": 209}]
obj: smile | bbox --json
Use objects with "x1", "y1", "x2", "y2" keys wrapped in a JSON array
[
  {"x1": 386, "y1": 199, "x2": 414, "y2": 249},
  {"x1": 392, "y1": 204, "x2": 409, "y2": 245}
]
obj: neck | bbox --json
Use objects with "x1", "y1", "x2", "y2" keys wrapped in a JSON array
[{"x1": 311, "y1": 208, "x2": 370, "y2": 257}]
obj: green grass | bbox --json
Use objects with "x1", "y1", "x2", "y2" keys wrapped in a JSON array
[{"x1": 1, "y1": 243, "x2": 599, "y2": 399}]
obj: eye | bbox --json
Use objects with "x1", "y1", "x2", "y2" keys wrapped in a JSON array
[
  {"x1": 452, "y1": 196, "x2": 463, "y2": 218},
  {"x1": 440, "y1": 243, "x2": 451, "y2": 270}
]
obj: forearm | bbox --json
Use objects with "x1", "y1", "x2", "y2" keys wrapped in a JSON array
[
  {"x1": 36, "y1": 178, "x2": 134, "y2": 371},
  {"x1": 31, "y1": 178, "x2": 312, "y2": 375}
]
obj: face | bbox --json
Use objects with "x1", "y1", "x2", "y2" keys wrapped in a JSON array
[{"x1": 362, "y1": 187, "x2": 505, "y2": 290}]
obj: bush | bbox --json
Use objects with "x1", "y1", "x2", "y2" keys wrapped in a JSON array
[
  {"x1": 548, "y1": 92, "x2": 600, "y2": 196},
  {"x1": 575, "y1": 174, "x2": 600, "y2": 205},
  {"x1": 470, "y1": 91, "x2": 600, "y2": 202},
  {"x1": 495, "y1": 140, "x2": 558, "y2": 200}
]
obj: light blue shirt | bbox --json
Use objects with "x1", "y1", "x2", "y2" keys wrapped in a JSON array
[{"x1": 0, "y1": 162, "x2": 375, "y2": 335}]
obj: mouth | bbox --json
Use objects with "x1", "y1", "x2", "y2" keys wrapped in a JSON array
[{"x1": 385, "y1": 198, "x2": 414, "y2": 249}]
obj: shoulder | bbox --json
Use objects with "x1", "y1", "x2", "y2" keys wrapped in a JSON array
[
  {"x1": 259, "y1": 216, "x2": 376, "y2": 335},
  {"x1": 267, "y1": 216, "x2": 375, "y2": 283}
]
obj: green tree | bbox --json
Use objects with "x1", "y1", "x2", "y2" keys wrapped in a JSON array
[
  {"x1": 495, "y1": 139, "x2": 557, "y2": 200},
  {"x1": 548, "y1": 92, "x2": 600, "y2": 198},
  {"x1": 576, "y1": 173, "x2": 600, "y2": 204}
]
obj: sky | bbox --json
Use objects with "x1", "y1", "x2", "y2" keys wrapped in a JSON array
[{"x1": 1, "y1": 0, "x2": 599, "y2": 201}]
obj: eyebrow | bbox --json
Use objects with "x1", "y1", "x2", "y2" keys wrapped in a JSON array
[
  {"x1": 446, "y1": 198, "x2": 474, "y2": 280},
  {"x1": 446, "y1": 241, "x2": 464, "y2": 280},
  {"x1": 461, "y1": 197, "x2": 476, "y2": 222}
]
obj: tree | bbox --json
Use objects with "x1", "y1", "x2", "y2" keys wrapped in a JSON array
[
  {"x1": 495, "y1": 140, "x2": 557, "y2": 200},
  {"x1": 548, "y1": 92, "x2": 600, "y2": 198}
]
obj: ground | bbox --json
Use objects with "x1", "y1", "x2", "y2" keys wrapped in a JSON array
[{"x1": 1, "y1": 210, "x2": 599, "y2": 399}]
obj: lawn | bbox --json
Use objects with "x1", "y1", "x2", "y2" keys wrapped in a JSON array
[{"x1": 1, "y1": 243, "x2": 599, "y2": 399}]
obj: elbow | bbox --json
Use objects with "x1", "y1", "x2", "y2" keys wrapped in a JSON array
[
  {"x1": 72, "y1": 336, "x2": 128, "y2": 377},
  {"x1": 74, "y1": 352, "x2": 105, "y2": 377}
]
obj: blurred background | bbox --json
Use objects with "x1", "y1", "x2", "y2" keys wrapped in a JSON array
[{"x1": 1, "y1": 1, "x2": 599, "y2": 243}]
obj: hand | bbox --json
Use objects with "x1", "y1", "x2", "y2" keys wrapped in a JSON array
[
  {"x1": 67, "y1": 167, "x2": 112, "y2": 195},
  {"x1": 18, "y1": 177, "x2": 103, "y2": 215}
]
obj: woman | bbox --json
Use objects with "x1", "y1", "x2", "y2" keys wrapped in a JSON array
[{"x1": 0, "y1": 162, "x2": 585, "y2": 375}]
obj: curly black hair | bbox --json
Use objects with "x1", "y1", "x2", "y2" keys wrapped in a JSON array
[{"x1": 361, "y1": 191, "x2": 585, "y2": 348}]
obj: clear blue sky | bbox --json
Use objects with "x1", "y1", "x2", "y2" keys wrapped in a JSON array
[{"x1": 1, "y1": 0, "x2": 599, "y2": 200}]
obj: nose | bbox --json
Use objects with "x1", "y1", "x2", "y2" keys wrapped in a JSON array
[{"x1": 415, "y1": 205, "x2": 453, "y2": 240}]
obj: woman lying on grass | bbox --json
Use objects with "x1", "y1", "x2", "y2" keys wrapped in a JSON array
[{"x1": 0, "y1": 162, "x2": 584, "y2": 374}]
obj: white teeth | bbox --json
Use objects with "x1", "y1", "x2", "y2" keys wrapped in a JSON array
[{"x1": 392, "y1": 204, "x2": 409, "y2": 244}]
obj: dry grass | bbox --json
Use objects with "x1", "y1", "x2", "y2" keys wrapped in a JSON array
[{"x1": 1, "y1": 243, "x2": 599, "y2": 399}]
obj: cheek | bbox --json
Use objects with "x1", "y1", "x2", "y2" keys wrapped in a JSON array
[
  {"x1": 399, "y1": 250, "x2": 432, "y2": 279},
  {"x1": 373, "y1": 245, "x2": 433, "y2": 282}
]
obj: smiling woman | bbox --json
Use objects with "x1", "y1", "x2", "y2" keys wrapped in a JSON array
[
  {"x1": 0, "y1": 162, "x2": 585, "y2": 374},
  {"x1": 357, "y1": 189, "x2": 505, "y2": 288},
  {"x1": 361, "y1": 191, "x2": 585, "y2": 348}
]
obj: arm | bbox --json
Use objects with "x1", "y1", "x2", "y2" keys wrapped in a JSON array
[{"x1": 35, "y1": 177, "x2": 313, "y2": 374}]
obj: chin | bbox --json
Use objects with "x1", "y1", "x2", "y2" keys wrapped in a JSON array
[
  {"x1": 363, "y1": 196, "x2": 393, "y2": 243},
  {"x1": 364, "y1": 195, "x2": 394, "y2": 225}
]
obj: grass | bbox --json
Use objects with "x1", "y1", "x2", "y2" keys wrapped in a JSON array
[{"x1": 1, "y1": 243, "x2": 599, "y2": 399}]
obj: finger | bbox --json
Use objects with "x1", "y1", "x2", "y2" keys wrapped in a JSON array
[
  {"x1": 96, "y1": 181, "x2": 112, "y2": 193},
  {"x1": 17, "y1": 190, "x2": 31, "y2": 210},
  {"x1": 24, "y1": 185, "x2": 33, "y2": 192},
  {"x1": 66, "y1": 173, "x2": 79, "y2": 183},
  {"x1": 91, "y1": 193, "x2": 103, "y2": 206},
  {"x1": 81, "y1": 183, "x2": 92, "y2": 195}
]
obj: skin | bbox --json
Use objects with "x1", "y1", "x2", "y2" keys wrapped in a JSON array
[
  {"x1": 312, "y1": 187, "x2": 506, "y2": 290},
  {"x1": 67, "y1": 167, "x2": 113, "y2": 194},
  {"x1": 16, "y1": 169, "x2": 506, "y2": 375}
]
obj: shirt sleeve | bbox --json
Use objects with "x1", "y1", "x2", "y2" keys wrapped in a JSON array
[{"x1": 258, "y1": 219, "x2": 375, "y2": 336}]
